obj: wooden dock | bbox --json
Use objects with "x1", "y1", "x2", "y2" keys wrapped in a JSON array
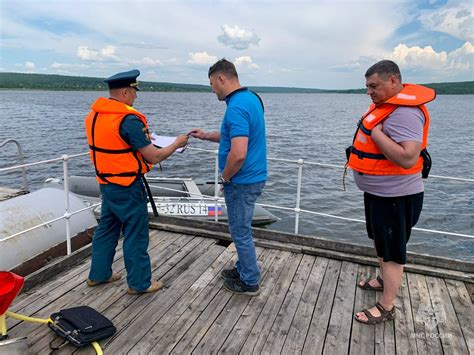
[{"x1": 6, "y1": 229, "x2": 473, "y2": 354}]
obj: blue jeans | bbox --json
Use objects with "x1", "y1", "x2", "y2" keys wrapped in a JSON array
[
  {"x1": 223, "y1": 181, "x2": 265, "y2": 286},
  {"x1": 88, "y1": 179, "x2": 152, "y2": 292}
]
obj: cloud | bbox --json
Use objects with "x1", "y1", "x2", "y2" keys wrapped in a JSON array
[
  {"x1": 390, "y1": 43, "x2": 447, "y2": 69},
  {"x1": 446, "y1": 42, "x2": 474, "y2": 71},
  {"x1": 77, "y1": 45, "x2": 118, "y2": 61},
  {"x1": 25, "y1": 61, "x2": 36, "y2": 71},
  {"x1": 121, "y1": 42, "x2": 167, "y2": 50},
  {"x1": 217, "y1": 25, "x2": 260, "y2": 50},
  {"x1": 1, "y1": 1, "x2": 470, "y2": 88},
  {"x1": 420, "y1": 1, "x2": 473, "y2": 42},
  {"x1": 129, "y1": 57, "x2": 163, "y2": 67},
  {"x1": 50, "y1": 62, "x2": 91, "y2": 74},
  {"x1": 330, "y1": 62, "x2": 363, "y2": 72},
  {"x1": 188, "y1": 51, "x2": 217, "y2": 65},
  {"x1": 234, "y1": 56, "x2": 259, "y2": 69},
  {"x1": 387, "y1": 42, "x2": 473, "y2": 80}
]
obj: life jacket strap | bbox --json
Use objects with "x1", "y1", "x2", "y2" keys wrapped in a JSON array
[
  {"x1": 141, "y1": 176, "x2": 158, "y2": 217},
  {"x1": 89, "y1": 145, "x2": 133, "y2": 154},
  {"x1": 97, "y1": 171, "x2": 140, "y2": 178},
  {"x1": 348, "y1": 146, "x2": 386, "y2": 160},
  {"x1": 359, "y1": 124, "x2": 372, "y2": 136}
]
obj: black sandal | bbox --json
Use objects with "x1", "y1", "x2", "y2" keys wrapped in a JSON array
[
  {"x1": 357, "y1": 275, "x2": 384, "y2": 291},
  {"x1": 355, "y1": 302, "x2": 395, "y2": 325}
]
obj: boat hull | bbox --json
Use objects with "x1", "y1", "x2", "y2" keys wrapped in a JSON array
[
  {"x1": 45, "y1": 176, "x2": 279, "y2": 227},
  {"x1": 0, "y1": 188, "x2": 97, "y2": 271}
]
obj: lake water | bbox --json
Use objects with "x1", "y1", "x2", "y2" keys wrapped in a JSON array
[{"x1": 1, "y1": 90, "x2": 473, "y2": 261}]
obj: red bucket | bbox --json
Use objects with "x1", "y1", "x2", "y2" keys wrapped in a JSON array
[{"x1": 0, "y1": 272, "x2": 24, "y2": 315}]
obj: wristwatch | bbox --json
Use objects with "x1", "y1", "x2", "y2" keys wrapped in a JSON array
[{"x1": 219, "y1": 175, "x2": 231, "y2": 184}]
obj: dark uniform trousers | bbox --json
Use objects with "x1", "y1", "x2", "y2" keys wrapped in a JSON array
[{"x1": 88, "y1": 179, "x2": 152, "y2": 292}]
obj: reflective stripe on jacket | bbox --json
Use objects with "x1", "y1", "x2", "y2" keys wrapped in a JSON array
[
  {"x1": 85, "y1": 97, "x2": 152, "y2": 186},
  {"x1": 347, "y1": 84, "x2": 435, "y2": 176}
]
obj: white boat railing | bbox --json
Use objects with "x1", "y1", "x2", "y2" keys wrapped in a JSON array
[
  {"x1": 1, "y1": 146, "x2": 473, "y2": 259},
  {"x1": 0, "y1": 152, "x2": 99, "y2": 254},
  {"x1": 1, "y1": 139, "x2": 28, "y2": 191},
  {"x1": 187, "y1": 147, "x2": 474, "y2": 238}
]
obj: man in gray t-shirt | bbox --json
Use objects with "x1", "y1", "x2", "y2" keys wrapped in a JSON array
[
  {"x1": 353, "y1": 106, "x2": 425, "y2": 196},
  {"x1": 348, "y1": 60, "x2": 434, "y2": 325}
]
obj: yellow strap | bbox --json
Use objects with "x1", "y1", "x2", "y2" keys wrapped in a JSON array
[
  {"x1": 91, "y1": 341, "x2": 103, "y2": 355},
  {"x1": 5, "y1": 311, "x2": 50, "y2": 324},
  {"x1": 0, "y1": 314, "x2": 7, "y2": 336}
]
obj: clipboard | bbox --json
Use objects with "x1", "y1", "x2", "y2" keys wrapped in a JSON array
[{"x1": 151, "y1": 133, "x2": 187, "y2": 153}]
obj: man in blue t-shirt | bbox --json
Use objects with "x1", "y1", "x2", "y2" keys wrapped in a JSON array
[{"x1": 190, "y1": 59, "x2": 267, "y2": 296}]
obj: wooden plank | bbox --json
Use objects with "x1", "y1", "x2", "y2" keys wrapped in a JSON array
[
  {"x1": 281, "y1": 257, "x2": 330, "y2": 355},
  {"x1": 128, "y1": 244, "x2": 236, "y2": 354},
  {"x1": 7, "y1": 230, "x2": 177, "y2": 338},
  {"x1": 323, "y1": 261, "x2": 358, "y2": 354},
  {"x1": 375, "y1": 311, "x2": 396, "y2": 355},
  {"x1": 10, "y1": 229, "x2": 170, "y2": 318},
  {"x1": 214, "y1": 250, "x2": 290, "y2": 354},
  {"x1": 445, "y1": 279, "x2": 474, "y2": 353},
  {"x1": 167, "y1": 248, "x2": 275, "y2": 354},
  {"x1": 240, "y1": 252, "x2": 303, "y2": 354},
  {"x1": 426, "y1": 276, "x2": 469, "y2": 354},
  {"x1": 146, "y1": 246, "x2": 258, "y2": 355},
  {"x1": 350, "y1": 265, "x2": 376, "y2": 355},
  {"x1": 0, "y1": 186, "x2": 27, "y2": 201},
  {"x1": 261, "y1": 254, "x2": 315, "y2": 354},
  {"x1": 374, "y1": 271, "x2": 395, "y2": 355},
  {"x1": 29, "y1": 233, "x2": 198, "y2": 354},
  {"x1": 20, "y1": 232, "x2": 191, "y2": 354},
  {"x1": 394, "y1": 273, "x2": 418, "y2": 355},
  {"x1": 302, "y1": 258, "x2": 342, "y2": 355},
  {"x1": 190, "y1": 249, "x2": 281, "y2": 354},
  {"x1": 98, "y1": 239, "x2": 221, "y2": 354},
  {"x1": 151, "y1": 218, "x2": 474, "y2": 274},
  {"x1": 407, "y1": 273, "x2": 443, "y2": 354},
  {"x1": 465, "y1": 282, "x2": 474, "y2": 303}
]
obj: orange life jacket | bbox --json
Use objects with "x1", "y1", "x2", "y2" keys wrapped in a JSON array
[
  {"x1": 347, "y1": 84, "x2": 435, "y2": 176},
  {"x1": 84, "y1": 97, "x2": 152, "y2": 186}
]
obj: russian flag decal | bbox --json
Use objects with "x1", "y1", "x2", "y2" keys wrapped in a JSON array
[{"x1": 208, "y1": 206, "x2": 223, "y2": 216}]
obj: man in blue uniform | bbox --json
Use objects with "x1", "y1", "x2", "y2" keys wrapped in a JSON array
[
  {"x1": 85, "y1": 69, "x2": 188, "y2": 294},
  {"x1": 190, "y1": 59, "x2": 267, "y2": 296}
]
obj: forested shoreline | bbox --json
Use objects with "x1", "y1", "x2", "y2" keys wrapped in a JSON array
[{"x1": 1, "y1": 72, "x2": 473, "y2": 94}]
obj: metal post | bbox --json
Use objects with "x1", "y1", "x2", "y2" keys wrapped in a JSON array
[
  {"x1": 16, "y1": 142, "x2": 28, "y2": 191},
  {"x1": 62, "y1": 155, "x2": 72, "y2": 255},
  {"x1": 294, "y1": 159, "x2": 304, "y2": 234},
  {"x1": 214, "y1": 150, "x2": 219, "y2": 222}
]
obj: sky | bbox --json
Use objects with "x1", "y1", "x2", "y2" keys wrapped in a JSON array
[{"x1": 1, "y1": 0, "x2": 473, "y2": 89}]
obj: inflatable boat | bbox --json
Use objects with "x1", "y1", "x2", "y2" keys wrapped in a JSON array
[{"x1": 44, "y1": 175, "x2": 279, "y2": 226}]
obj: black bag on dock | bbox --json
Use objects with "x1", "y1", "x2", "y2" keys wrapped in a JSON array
[{"x1": 48, "y1": 305, "x2": 116, "y2": 349}]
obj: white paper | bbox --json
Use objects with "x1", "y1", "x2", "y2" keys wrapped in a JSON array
[{"x1": 151, "y1": 132, "x2": 187, "y2": 153}]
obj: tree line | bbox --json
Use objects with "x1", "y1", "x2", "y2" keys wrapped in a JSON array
[{"x1": 1, "y1": 72, "x2": 473, "y2": 95}]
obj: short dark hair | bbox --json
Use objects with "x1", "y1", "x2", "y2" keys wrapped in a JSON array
[
  {"x1": 365, "y1": 60, "x2": 402, "y2": 82},
  {"x1": 208, "y1": 58, "x2": 238, "y2": 79}
]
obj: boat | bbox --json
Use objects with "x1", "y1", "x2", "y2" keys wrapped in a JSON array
[
  {"x1": 43, "y1": 175, "x2": 279, "y2": 227},
  {"x1": 0, "y1": 187, "x2": 98, "y2": 271}
]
